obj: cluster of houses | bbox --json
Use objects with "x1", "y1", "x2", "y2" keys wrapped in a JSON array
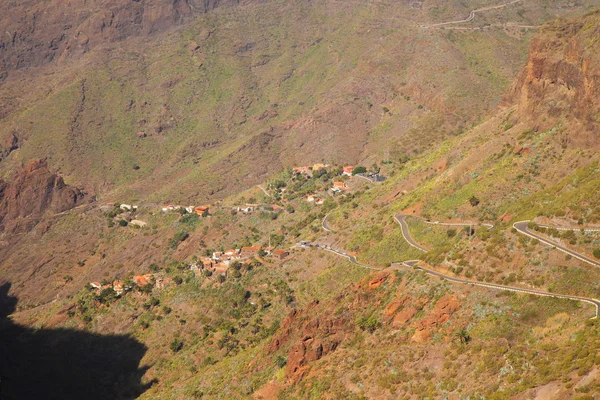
[
  {"x1": 120, "y1": 204, "x2": 139, "y2": 211},
  {"x1": 234, "y1": 204, "x2": 284, "y2": 214},
  {"x1": 89, "y1": 274, "x2": 171, "y2": 296},
  {"x1": 305, "y1": 194, "x2": 326, "y2": 205},
  {"x1": 190, "y1": 245, "x2": 290, "y2": 277},
  {"x1": 293, "y1": 163, "x2": 330, "y2": 175},
  {"x1": 161, "y1": 205, "x2": 210, "y2": 215}
]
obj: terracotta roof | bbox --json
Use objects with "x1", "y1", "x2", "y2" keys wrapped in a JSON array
[
  {"x1": 242, "y1": 245, "x2": 261, "y2": 252},
  {"x1": 133, "y1": 274, "x2": 154, "y2": 287},
  {"x1": 273, "y1": 249, "x2": 289, "y2": 256}
]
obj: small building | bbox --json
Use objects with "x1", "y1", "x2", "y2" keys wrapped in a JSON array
[
  {"x1": 120, "y1": 204, "x2": 136, "y2": 211},
  {"x1": 195, "y1": 206, "x2": 209, "y2": 216},
  {"x1": 306, "y1": 194, "x2": 315, "y2": 202},
  {"x1": 212, "y1": 251, "x2": 223, "y2": 260},
  {"x1": 185, "y1": 206, "x2": 195, "y2": 214},
  {"x1": 312, "y1": 163, "x2": 329, "y2": 171},
  {"x1": 133, "y1": 274, "x2": 154, "y2": 287},
  {"x1": 90, "y1": 282, "x2": 102, "y2": 290},
  {"x1": 272, "y1": 249, "x2": 290, "y2": 260},
  {"x1": 293, "y1": 166, "x2": 310, "y2": 174},
  {"x1": 224, "y1": 249, "x2": 240, "y2": 258},
  {"x1": 202, "y1": 259, "x2": 214, "y2": 269},
  {"x1": 241, "y1": 245, "x2": 262, "y2": 258},
  {"x1": 333, "y1": 181, "x2": 346, "y2": 190},
  {"x1": 342, "y1": 166, "x2": 354, "y2": 176},
  {"x1": 112, "y1": 280, "x2": 125, "y2": 295},
  {"x1": 130, "y1": 220, "x2": 147, "y2": 228},
  {"x1": 213, "y1": 263, "x2": 228, "y2": 275},
  {"x1": 315, "y1": 198, "x2": 325, "y2": 205}
]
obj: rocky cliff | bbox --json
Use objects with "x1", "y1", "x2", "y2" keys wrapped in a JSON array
[
  {"x1": 508, "y1": 10, "x2": 600, "y2": 143},
  {"x1": 0, "y1": 159, "x2": 88, "y2": 233}
]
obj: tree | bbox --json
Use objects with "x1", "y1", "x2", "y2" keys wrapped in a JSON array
[
  {"x1": 352, "y1": 166, "x2": 367, "y2": 175},
  {"x1": 274, "y1": 355, "x2": 287, "y2": 368},
  {"x1": 447, "y1": 229, "x2": 457, "y2": 238},
  {"x1": 170, "y1": 338, "x2": 184, "y2": 353},
  {"x1": 469, "y1": 196, "x2": 480, "y2": 207},
  {"x1": 356, "y1": 315, "x2": 380, "y2": 333},
  {"x1": 455, "y1": 328, "x2": 471, "y2": 344},
  {"x1": 216, "y1": 274, "x2": 226, "y2": 283},
  {"x1": 118, "y1": 219, "x2": 128, "y2": 227},
  {"x1": 594, "y1": 248, "x2": 600, "y2": 259}
]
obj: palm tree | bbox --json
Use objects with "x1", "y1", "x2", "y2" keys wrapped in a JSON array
[{"x1": 456, "y1": 328, "x2": 471, "y2": 344}]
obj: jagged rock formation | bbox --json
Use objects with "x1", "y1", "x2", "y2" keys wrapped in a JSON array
[
  {"x1": 0, "y1": 159, "x2": 88, "y2": 233},
  {"x1": 508, "y1": 10, "x2": 600, "y2": 142}
]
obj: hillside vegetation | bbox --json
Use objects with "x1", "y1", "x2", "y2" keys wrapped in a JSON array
[{"x1": 2, "y1": 3, "x2": 600, "y2": 400}]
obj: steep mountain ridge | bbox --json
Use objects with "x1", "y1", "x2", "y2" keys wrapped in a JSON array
[
  {"x1": 0, "y1": 159, "x2": 88, "y2": 233},
  {"x1": 508, "y1": 10, "x2": 600, "y2": 144}
]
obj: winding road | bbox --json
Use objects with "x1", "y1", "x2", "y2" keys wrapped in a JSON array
[
  {"x1": 513, "y1": 221, "x2": 600, "y2": 268},
  {"x1": 312, "y1": 213, "x2": 600, "y2": 317},
  {"x1": 322, "y1": 212, "x2": 335, "y2": 233},
  {"x1": 394, "y1": 214, "x2": 430, "y2": 252},
  {"x1": 421, "y1": 0, "x2": 523, "y2": 29},
  {"x1": 399, "y1": 260, "x2": 600, "y2": 317}
]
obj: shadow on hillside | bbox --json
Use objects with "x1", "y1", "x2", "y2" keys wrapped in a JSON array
[{"x1": 0, "y1": 282, "x2": 154, "y2": 400}]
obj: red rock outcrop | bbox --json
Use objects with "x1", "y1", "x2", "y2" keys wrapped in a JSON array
[
  {"x1": 0, "y1": 159, "x2": 88, "y2": 233},
  {"x1": 269, "y1": 301, "x2": 349, "y2": 382},
  {"x1": 411, "y1": 295, "x2": 460, "y2": 343},
  {"x1": 507, "y1": 11, "x2": 600, "y2": 143}
]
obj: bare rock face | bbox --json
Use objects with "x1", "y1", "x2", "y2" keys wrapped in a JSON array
[
  {"x1": 507, "y1": 11, "x2": 600, "y2": 142},
  {"x1": 0, "y1": 159, "x2": 88, "y2": 233},
  {"x1": 411, "y1": 295, "x2": 460, "y2": 343},
  {"x1": 269, "y1": 301, "x2": 348, "y2": 382}
]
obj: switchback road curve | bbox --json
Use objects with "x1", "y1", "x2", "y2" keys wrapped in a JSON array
[
  {"x1": 394, "y1": 214, "x2": 600, "y2": 318},
  {"x1": 513, "y1": 221, "x2": 600, "y2": 268}
]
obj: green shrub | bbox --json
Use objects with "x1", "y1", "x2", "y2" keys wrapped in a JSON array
[{"x1": 170, "y1": 338, "x2": 184, "y2": 353}]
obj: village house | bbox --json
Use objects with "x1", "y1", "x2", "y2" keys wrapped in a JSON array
[
  {"x1": 133, "y1": 274, "x2": 154, "y2": 287},
  {"x1": 130, "y1": 220, "x2": 147, "y2": 228},
  {"x1": 236, "y1": 203, "x2": 259, "y2": 214},
  {"x1": 120, "y1": 204, "x2": 138, "y2": 211},
  {"x1": 213, "y1": 263, "x2": 228, "y2": 275},
  {"x1": 342, "y1": 166, "x2": 354, "y2": 176},
  {"x1": 272, "y1": 249, "x2": 290, "y2": 260},
  {"x1": 212, "y1": 251, "x2": 223, "y2": 260},
  {"x1": 293, "y1": 166, "x2": 311, "y2": 175},
  {"x1": 195, "y1": 206, "x2": 210, "y2": 216},
  {"x1": 306, "y1": 194, "x2": 315, "y2": 202},
  {"x1": 315, "y1": 198, "x2": 325, "y2": 205},
  {"x1": 90, "y1": 282, "x2": 102, "y2": 290},
  {"x1": 185, "y1": 206, "x2": 195, "y2": 214},
  {"x1": 202, "y1": 258, "x2": 214, "y2": 269},
  {"x1": 333, "y1": 181, "x2": 346, "y2": 190},
  {"x1": 241, "y1": 245, "x2": 262, "y2": 258},
  {"x1": 112, "y1": 280, "x2": 125, "y2": 295}
]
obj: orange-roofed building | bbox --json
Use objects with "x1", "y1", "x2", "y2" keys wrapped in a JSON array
[
  {"x1": 195, "y1": 206, "x2": 210, "y2": 216},
  {"x1": 213, "y1": 264, "x2": 228, "y2": 275},
  {"x1": 241, "y1": 246, "x2": 262, "y2": 258},
  {"x1": 272, "y1": 249, "x2": 290, "y2": 260},
  {"x1": 133, "y1": 274, "x2": 154, "y2": 287},
  {"x1": 342, "y1": 166, "x2": 354, "y2": 176},
  {"x1": 333, "y1": 181, "x2": 346, "y2": 190}
]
